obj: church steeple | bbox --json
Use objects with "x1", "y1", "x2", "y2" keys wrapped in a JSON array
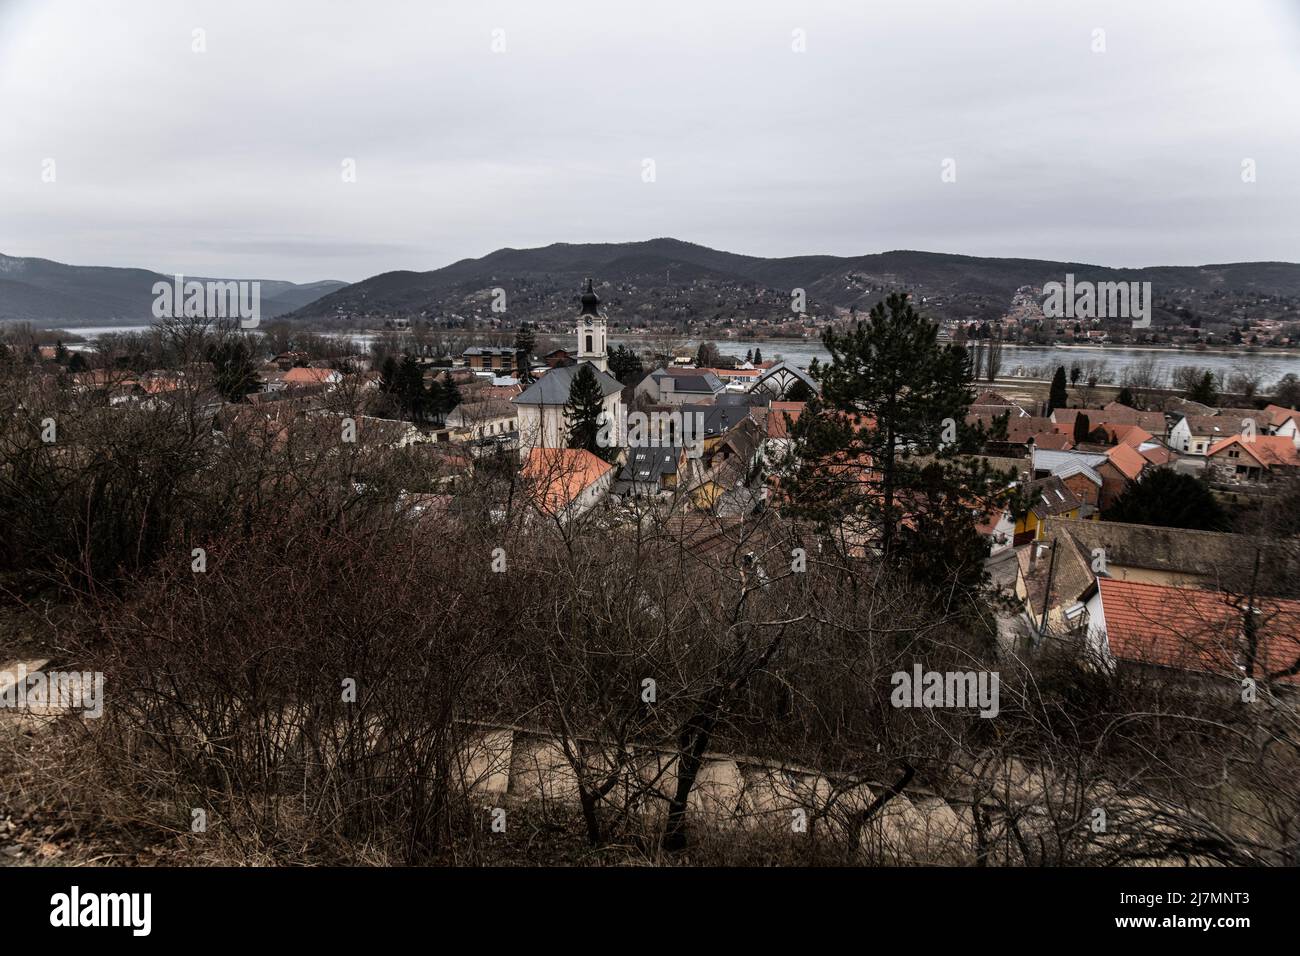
[
  {"x1": 580, "y1": 277, "x2": 600, "y2": 316},
  {"x1": 576, "y1": 277, "x2": 608, "y2": 371}
]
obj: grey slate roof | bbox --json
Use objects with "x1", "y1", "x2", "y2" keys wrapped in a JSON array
[
  {"x1": 651, "y1": 368, "x2": 725, "y2": 395},
  {"x1": 512, "y1": 362, "x2": 623, "y2": 405},
  {"x1": 1032, "y1": 447, "x2": 1106, "y2": 476},
  {"x1": 618, "y1": 446, "x2": 685, "y2": 483}
]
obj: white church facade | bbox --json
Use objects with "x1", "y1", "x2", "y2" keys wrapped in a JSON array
[{"x1": 512, "y1": 278, "x2": 624, "y2": 454}]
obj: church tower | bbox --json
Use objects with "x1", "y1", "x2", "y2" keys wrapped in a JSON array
[{"x1": 576, "y1": 277, "x2": 608, "y2": 372}]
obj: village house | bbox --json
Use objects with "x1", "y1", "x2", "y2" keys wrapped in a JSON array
[
  {"x1": 1168, "y1": 414, "x2": 1237, "y2": 456},
  {"x1": 1264, "y1": 404, "x2": 1300, "y2": 447},
  {"x1": 522, "y1": 447, "x2": 616, "y2": 522},
  {"x1": 444, "y1": 399, "x2": 518, "y2": 442},
  {"x1": 615, "y1": 445, "x2": 689, "y2": 496},
  {"x1": 1205, "y1": 434, "x2": 1300, "y2": 484},
  {"x1": 462, "y1": 346, "x2": 517, "y2": 371},
  {"x1": 1095, "y1": 442, "x2": 1148, "y2": 509},
  {"x1": 1011, "y1": 475, "x2": 1089, "y2": 545},
  {"x1": 1081, "y1": 578, "x2": 1300, "y2": 692},
  {"x1": 635, "y1": 367, "x2": 727, "y2": 405}
]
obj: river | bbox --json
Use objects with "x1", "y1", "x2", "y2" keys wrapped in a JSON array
[{"x1": 49, "y1": 325, "x2": 1300, "y2": 389}]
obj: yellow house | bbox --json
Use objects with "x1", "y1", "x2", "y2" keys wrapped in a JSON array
[{"x1": 1012, "y1": 475, "x2": 1084, "y2": 545}]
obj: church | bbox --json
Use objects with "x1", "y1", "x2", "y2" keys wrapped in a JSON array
[{"x1": 512, "y1": 279, "x2": 624, "y2": 454}]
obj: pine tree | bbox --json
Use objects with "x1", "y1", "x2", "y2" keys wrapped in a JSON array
[
  {"x1": 206, "y1": 339, "x2": 260, "y2": 403},
  {"x1": 608, "y1": 344, "x2": 644, "y2": 384},
  {"x1": 784, "y1": 291, "x2": 1013, "y2": 592},
  {"x1": 1189, "y1": 371, "x2": 1219, "y2": 406},
  {"x1": 1116, "y1": 386, "x2": 1135, "y2": 407},
  {"x1": 379, "y1": 356, "x2": 399, "y2": 393},
  {"x1": 566, "y1": 364, "x2": 612, "y2": 460},
  {"x1": 513, "y1": 322, "x2": 536, "y2": 381},
  {"x1": 1073, "y1": 412, "x2": 1091, "y2": 445},
  {"x1": 753, "y1": 347, "x2": 763, "y2": 364},
  {"x1": 426, "y1": 376, "x2": 446, "y2": 424},
  {"x1": 396, "y1": 354, "x2": 425, "y2": 420},
  {"x1": 1048, "y1": 366, "x2": 1069, "y2": 413},
  {"x1": 1104, "y1": 469, "x2": 1229, "y2": 531},
  {"x1": 441, "y1": 371, "x2": 463, "y2": 412}
]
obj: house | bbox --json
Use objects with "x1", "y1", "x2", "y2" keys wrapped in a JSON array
[
  {"x1": 542, "y1": 348, "x2": 575, "y2": 368},
  {"x1": 970, "y1": 390, "x2": 1029, "y2": 418},
  {"x1": 1051, "y1": 404, "x2": 1165, "y2": 436},
  {"x1": 635, "y1": 367, "x2": 727, "y2": 405},
  {"x1": 282, "y1": 366, "x2": 342, "y2": 388},
  {"x1": 1082, "y1": 578, "x2": 1300, "y2": 690},
  {"x1": 462, "y1": 346, "x2": 517, "y2": 371},
  {"x1": 1011, "y1": 475, "x2": 1087, "y2": 545},
  {"x1": 616, "y1": 445, "x2": 689, "y2": 496},
  {"x1": 1205, "y1": 434, "x2": 1300, "y2": 484},
  {"x1": 522, "y1": 447, "x2": 615, "y2": 521},
  {"x1": 1031, "y1": 447, "x2": 1107, "y2": 481},
  {"x1": 1015, "y1": 517, "x2": 1300, "y2": 639},
  {"x1": 1168, "y1": 414, "x2": 1237, "y2": 456},
  {"x1": 445, "y1": 399, "x2": 519, "y2": 442},
  {"x1": 700, "y1": 366, "x2": 763, "y2": 387},
  {"x1": 1096, "y1": 443, "x2": 1148, "y2": 509},
  {"x1": 1264, "y1": 404, "x2": 1300, "y2": 447},
  {"x1": 1052, "y1": 461, "x2": 1103, "y2": 508},
  {"x1": 1102, "y1": 423, "x2": 1153, "y2": 447}
]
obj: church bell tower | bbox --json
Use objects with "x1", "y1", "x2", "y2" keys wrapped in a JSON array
[{"x1": 576, "y1": 278, "x2": 608, "y2": 372}]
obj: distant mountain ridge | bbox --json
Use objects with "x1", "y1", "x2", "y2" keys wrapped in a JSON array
[
  {"x1": 289, "y1": 238, "x2": 1300, "y2": 327},
  {"x1": 0, "y1": 254, "x2": 346, "y2": 324}
]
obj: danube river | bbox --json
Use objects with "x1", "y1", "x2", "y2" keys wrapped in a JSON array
[
  {"x1": 52, "y1": 325, "x2": 1300, "y2": 389},
  {"x1": 656, "y1": 338, "x2": 1300, "y2": 388}
]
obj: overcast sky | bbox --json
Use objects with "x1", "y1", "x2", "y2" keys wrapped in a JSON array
[{"x1": 2, "y1": 0, "x2": 1299, "y2": 283}]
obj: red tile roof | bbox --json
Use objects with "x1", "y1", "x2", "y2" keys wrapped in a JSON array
[
  {"x1": 283, "y1": 367, "x2": 338, "y2": 385},
  {"x1": 1264, "y1": 404, "x2": 1299, "y2": 429},
  {"x1": 1096, "y1": 578, "x2": 1300, "y2": 685},
  {"x1": 523, "y1": 448, "x2": 614, "y2": 514},
  {"x1": 767, "y1": 401, "x2": 806, "y2": 439},
  {"x1": 1106, "y1": 423, "x2": 1153, "y2": 447},
  {"x1": 1104, "y1": 442, "x2": 1148, "y2": 481},
  {"x1": 1207, "y1": 434, "x2": 1300, "y2": 469}
]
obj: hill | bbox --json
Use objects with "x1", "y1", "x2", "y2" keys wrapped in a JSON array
[
  {"x1": 0, "y1": 254, "x2": 346, "y2": 324},
  {"x1": 288, "y1": 238, "x2": 1300, "y2": 330}
]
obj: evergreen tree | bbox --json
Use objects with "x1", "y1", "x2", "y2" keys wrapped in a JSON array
[
  {"x1": 565, "y1": 363, "x2": 612, "y2": 461},
  {"x1": 441, "y1": 371, "x2": 463, "y2": 412},
  {"x1": 1104, "y1": 469, "x2": 1229, "y2": 531},
  {"x1": 379, "y1": 356, "x2": 399, "y2": 394},
  {"x1": 206, "y1": 339, "x2": 260, "y2": 403},
  {"x1": 513, "y1": 322, "x2": 536, "y2": 381},
  {"x1": 746, "y1": 349, "x2": 754, "y2": 363},
  {"x1": 784, "y1": 378, "x2": 813, "y2": 403},
  {"x1": 1189, "y1": 370, "x2": 1219, "y2": 406},
  {"x1": 1072, "y1": 412, "x2": 1091, "y2": 445},
  {"x1": 67, "y1": 351, "x2": 88, "y2": 373},
  {"x1": 396, "y1": 354, "x2": 426, "y2": 420},
  {"x1": 608, "y1": 344, "x2": 643, "y2": 385},
  {"x1": 426, "y1": 376, "x2": 446, "y2": 424},
  {"x1": 783, "y1": 292, "x2": 1014, "y2": 594},
  {"x1": 753, "y1": 347, "x2": 763, "y2": 364},
  {"x1": 1116, "y1": 386, "x2": 1135, "y2": 407},
  {"x1": 1048, "y1": 366, "x2": 1069, "y2": 413}
]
